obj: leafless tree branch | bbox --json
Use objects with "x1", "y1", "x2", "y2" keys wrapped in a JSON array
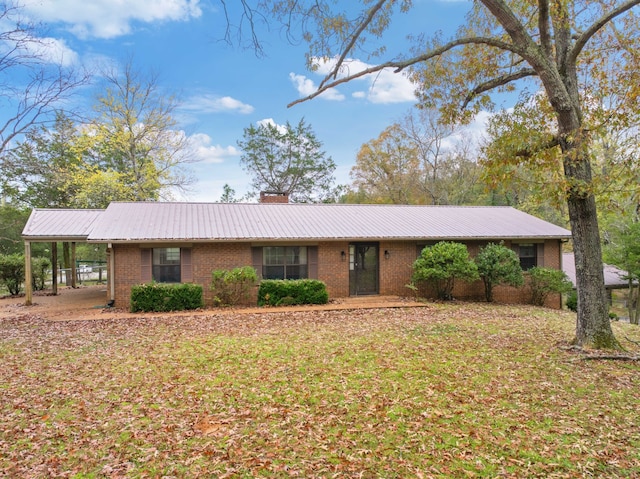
[{"x1": 569, "y1": 0, "x2": 640, "y2": 64}]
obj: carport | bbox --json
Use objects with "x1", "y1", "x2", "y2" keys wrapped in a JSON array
[{"x1": 21, "y1": 208, "x2": 105, "y2": 305}]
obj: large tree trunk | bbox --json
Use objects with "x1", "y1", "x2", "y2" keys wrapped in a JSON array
[
  {"x1": 567, "y1": 193, "x2": 619, "y2": 348},
  {"x1": 563, "y1": 152, "x2": 620, "y2": 349}
]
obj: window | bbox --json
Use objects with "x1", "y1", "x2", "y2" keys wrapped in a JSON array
[
  {"x1": 518, "y1": 243, "x2": 537, "y2": 271},
  {"x1": 152, "y1": 248, "x2": 181, "y2": 283},
  {"x1": 263, "y1": 246, "x2": 308, "y2": 280}
]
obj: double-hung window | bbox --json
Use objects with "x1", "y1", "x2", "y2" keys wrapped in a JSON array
[
  {"x1": 152, "y1": 247, "x2": 181, "y2": 283},
  {"x1": 518, "y1": 243, "x2": 537, "y2": 271},
  {"x1": 263, "y1": 246, "x2": 308, "y2": 280}
]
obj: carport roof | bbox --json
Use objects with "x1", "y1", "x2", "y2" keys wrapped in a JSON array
[
  {"x1": 22, "y1": 208, "x2": 104, "y2": 242},
  {"x1": 562, "y1": 253, "x2": 630, "y2": 290}
]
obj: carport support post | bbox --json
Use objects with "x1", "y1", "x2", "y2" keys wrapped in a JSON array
[
  {"x1": 24, "y1": 241, "x2": 32, "y2": 306},
  {"x1": 51, "y1": 242, "x2": 58, "y2": 295},
  {"x1": 71, "y1": 241, "x2": 77, "y2": 288}
]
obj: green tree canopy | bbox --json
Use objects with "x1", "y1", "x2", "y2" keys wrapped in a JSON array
[
  {"x1": 237, "y1": 118, "x2": 337, "y2": 203},
  {"x1": 604, "y1": 219, "x2": 640, "y2": 324}
]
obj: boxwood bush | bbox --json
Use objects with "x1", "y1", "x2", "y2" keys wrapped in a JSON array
[
  {"x1": 258, "y1": 279, "x2": 328, "y2": 306},
  {"x1": 130, "y1": 282, "x2": 204, "y2": 312}
]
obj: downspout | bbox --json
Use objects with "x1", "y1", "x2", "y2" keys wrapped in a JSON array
[{"x1": 108, "y1": 243, "x2": 115, "y2": 305}]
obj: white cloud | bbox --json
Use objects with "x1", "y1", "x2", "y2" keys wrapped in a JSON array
[
  {"x1": 182, "y1": 94, "x2": 254, "y2": 114},
  {"x1": 291, "y1": 56, "x2": 416, "y2": 104},
  {"x1": 288, "y1": 73, "x2": 345, "y2": 101},
  {"x1": 29, "y1": 36, "x2": 79, "y2": 66},
  {"x1": 256, "y1": 118, "x2": 288, "y2": 134},
  {"x1": 23, "y1": 0, "x2": 202, "y2": 39},
  {"x1": 189, "y1": 133, "x2": 239, "y2": 164}
]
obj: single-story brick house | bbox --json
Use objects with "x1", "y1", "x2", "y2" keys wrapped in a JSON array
[{"x1": 22, "y1": 196, "x2": 572, "y2": 308}]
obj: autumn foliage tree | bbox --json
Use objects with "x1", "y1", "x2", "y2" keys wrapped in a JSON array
[
  {"x1": 348, "y1": 110, "x2": 483, "y2": 205},
  {"x1": 255, "y1": 0, "x2": 640, "y2": 349},
  {"x1": 80, "y1": 60, "x2": 195, "y2": 204}
]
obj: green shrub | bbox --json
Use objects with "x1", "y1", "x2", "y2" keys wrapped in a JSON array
[
  {"x1": 130, "y1": 282, "x2": 204, "y2": 312},
  {"x1": 565, "y1": 290, "x2": 578, "y2": 312},
  {"x1": 411, "y1": 241, "x2": 479, "y2": 300},
  {"x1": 528, "y1": 267, "x2": 573, "y2": 306},
  {"x1": 31, "y1": 257, "x2": 51, "y2": 291},
  {"x1": 475, "y1": 242, "x2": 524, "y2": 302},
  {"x1": 0, "y1": 253, "x2": 25, "y2": 296},
  {"x1": 258, "y1": 279, "x2": 328, "y2": 306},
  {"x1": 210, "y1": 266, "x2": 257, "y2": 306}
]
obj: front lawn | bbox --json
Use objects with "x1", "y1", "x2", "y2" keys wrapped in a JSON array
[{"x1": 1, "y1": 304, "x2": 639, "y2": 478}]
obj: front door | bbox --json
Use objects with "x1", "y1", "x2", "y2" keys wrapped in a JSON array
[{"x1": 349, "y1": 243, "x2": 379, "y2": 295}]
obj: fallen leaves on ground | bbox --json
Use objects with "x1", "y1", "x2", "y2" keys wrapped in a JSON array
[{"x1": 1, "y1": 303, "x2": 639, "y2": 478}]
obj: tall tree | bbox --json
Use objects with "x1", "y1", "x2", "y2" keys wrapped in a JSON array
[
  {"x1": 257, "y1": 0, "x2": 640, "y2": 349},
  {"x1": 0, "y1": 1, "x2": 89, "y2": 160},
  {"x1": 349, "y1": 122, "x2": 421, "y2": 204},
  {"x1": 237, "y1": 118, "x2": 337, "y2": 202},
  {"x1": 0, "y1": 204, "x2": 32, "y2": 256},
  {"x1": 82, "y1": 59, "x2": 195, "y2": 202},
  {"x1": 348, "y1": 110, "x2": 484, "y2": 205},
  {"x1": 4, "y1": 112, "x2": 83, "y2": 208}
]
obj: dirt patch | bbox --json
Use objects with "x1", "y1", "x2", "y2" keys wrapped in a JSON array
[{"x1": 0, "y1": 285, "x2": 427, "y2": 321}]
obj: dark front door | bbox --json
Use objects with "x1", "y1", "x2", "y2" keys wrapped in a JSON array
[{"x1": 349, "y1": 243, "x2": 379, "y2": 295}]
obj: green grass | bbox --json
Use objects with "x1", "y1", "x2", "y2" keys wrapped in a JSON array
[{"x1": 1, "y1": 303, "x2": 640, "y2": 478}]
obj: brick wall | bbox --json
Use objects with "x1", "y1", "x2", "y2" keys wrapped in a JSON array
[
  {"x1": 111, "y1": 238, "x2": 565, "y2": 309},
  {"x1": 317, "y1": 242, "x2": 350, "y2": 297},
  {"x1": 191, "y1": 243, "x2": 254, "y2": 306}
]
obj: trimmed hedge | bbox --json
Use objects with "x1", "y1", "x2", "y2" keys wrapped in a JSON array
[
  {"x1": 258, "y1": 279, "x2": 328, "y2": 306},
  {"x1": 130, "y1": 282, "x2": 204, "y2": 312}
]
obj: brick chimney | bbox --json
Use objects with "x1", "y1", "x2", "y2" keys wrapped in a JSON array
[{"x1": 259, "y1": 191, "x2": 290, "y2": 204}]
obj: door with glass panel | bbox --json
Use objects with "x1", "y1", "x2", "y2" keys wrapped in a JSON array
[{"x1": 349, "y1": 243, "x2": 379, "y2": 295}]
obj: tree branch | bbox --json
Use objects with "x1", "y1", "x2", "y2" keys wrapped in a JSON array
[
  {"x1": 462, "y1": 68, "x2": 537, "y2": 109},
  {"x1": 538, "y1": 0, "x2": 553, "y2": 60},
  {"x1": 569, "y1": 0, "x2": 640, "y2": 64},
  {"x1": 513, "y1": 134, "x2": 560, "y2": 158},
  {"x1": 320, "y1": 0, "x2": 387, "y2": 87},
  {"x1": 289, "y1": 35, "x2": 519, "y2": 108}
]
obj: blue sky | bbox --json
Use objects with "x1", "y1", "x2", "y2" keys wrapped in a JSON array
[{"x1": 17, "y1": 0, "x2": 477, "y2": 202}]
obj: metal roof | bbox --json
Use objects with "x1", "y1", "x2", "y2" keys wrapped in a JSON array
[
  {"x1": 22, "y1": 209, "x2": 104, "y2": 241},
  {"x1": 82, "y1": 202, "x2": 572, "y2": 243},
  {"x1": 562, "y1": 253, "x2": 630, "y2": 289}
]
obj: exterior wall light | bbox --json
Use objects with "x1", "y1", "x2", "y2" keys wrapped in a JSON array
[
  {"x1": 384, "y1": 250, "x2": 390, "y2": 259},
  {"x1": 341, "y1": 250, "x2": 346, "y2": 261}
]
